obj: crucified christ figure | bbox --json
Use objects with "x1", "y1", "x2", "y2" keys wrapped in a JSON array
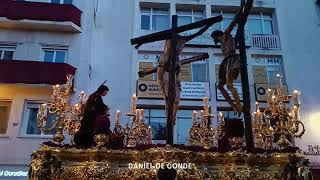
[
  {"x1": 139, "y1": 24, "x2": 212, "y2": 124},
  {"x1": 211, "y1": 4, "x2": 246, "y2": 116}
]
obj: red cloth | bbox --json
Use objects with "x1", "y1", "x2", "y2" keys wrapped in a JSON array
[
  {"x1": 0, "y1": 0, "x2": 82, "y2": 26},
  {"x1": 0, "y1": 60, "x2": 76, "y2": 85}
]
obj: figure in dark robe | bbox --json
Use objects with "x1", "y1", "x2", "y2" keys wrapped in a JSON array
[{"x1": 74, "y1": 84, "x2": 111, "y2": 148}]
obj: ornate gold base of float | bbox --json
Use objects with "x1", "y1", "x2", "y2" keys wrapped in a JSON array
[{"x1": 29, "y1": 144, "x2": 310, "y2": 180}]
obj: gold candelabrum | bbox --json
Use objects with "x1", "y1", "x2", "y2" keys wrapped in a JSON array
[
  {"x1": 116, "y1": 94, "x2": 152, "y2": 148},
  {"x1": 252, "y1": 74, "x2": 305, "y2": 149},
  {"x1": 188, "y1": 97, "x2": 216, "y2": 149},
  {"x1": 37, "y1": 75, "x2": 86, "y2": 145}
]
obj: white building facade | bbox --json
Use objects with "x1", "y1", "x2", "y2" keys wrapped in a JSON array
[{"x1": 0, "y1": 0, "x2": 319, "y2": 178}]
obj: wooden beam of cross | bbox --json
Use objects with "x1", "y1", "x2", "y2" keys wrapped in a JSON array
[
  {"x1": 138, "y1": 53, "x2": 209, "y2": 78},
  {"x1": 237, "y1": 0, "x2": 254, "y2": 148},
  {"x1": 131, "y1": 15, "x2": 222, "y2": 48},
  {"x1": 131, "y1": 16, "x2": 222, "y2": 145}
]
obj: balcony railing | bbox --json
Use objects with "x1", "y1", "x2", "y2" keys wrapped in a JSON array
[
  {"x1": 0, "y1": 60, "x2": 76, "y2": 85},
  {"x1": 251, "y1": 34, "x2": 281, "y2": 49},
  {"x1": 0, "y1": 0, "x2": 82, "y2": 32}
]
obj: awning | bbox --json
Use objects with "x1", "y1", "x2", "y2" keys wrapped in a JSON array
[{"x1": 0, "y1": 60, "x2": 76, "y2": 85}]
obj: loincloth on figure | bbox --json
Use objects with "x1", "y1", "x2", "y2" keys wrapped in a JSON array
[
  {"x1": 218, "y1": 54, "x2": 240, "y2": 84},
  {"x1": 157, "y1": 56, "x2": 181, "y2": 100}
]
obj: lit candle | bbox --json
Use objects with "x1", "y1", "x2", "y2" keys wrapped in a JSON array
[
  {"x1": 192, "y1": 110, "x2": 198, "y2": 125},
  {"x1": 203, "y1": 96, "x2": 209, "y2": 105},
  {"x1": 271, "y1": 95, "x2": 276, "y2": 104},
  {"x1": 267, "y1": 88, "x2": 273, "y2": 103},
  {"x1": 132, "y1": 94, "x2": 137, "y2": 102},
  {"x1": 276, "y1": 74, "x2": 282, "y2": 87},
  {"x1": 116, "y1": 110, "x2": 121, "y2": 124},
  {"x1": 140, "y1": 109, "x2": 144, "y2": 122},
  {"x1": 255, "y1": 102, "x2": 260, "y2": 112},
  {"x1": 80, "y1": 91, "x2": 85, "y2": 98},
  {"x1": 40, "y1": 103, "x2": 48, "y2": 116},
  {"x1": 136, "y1": 109, "x2": 141, "y2": 123},
  {"x1": 131, "y1": 94, "x2": 137, "y2": 113},
  {"x1": 218, "y1": 112, "x2": 224, "y2": 125},
  {"x1": 40, "y1": 103, "x2": 47, "y2": 113},
  {"x1": 193, "y1": 110, "x2": 198, "y2": 117},
  {"x1": 253, "y1": 112, "x2": 257, "y2": 123},
  {"x1": 292, "y1": 90, "x2": 300, "y2": 105}
]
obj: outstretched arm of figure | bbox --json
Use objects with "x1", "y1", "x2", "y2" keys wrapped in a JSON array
[
  {"x1": 234, "y1": 0, "x2": 252, "y2": 45},
  {"x1": 138, "y1": 67, "x2": 158, "y2": 78},
  {"x1": 183, "y1": 24, "x2": 212, "y2": 43},
  {"x1": 225, "y1": 2, "x2": 246, "y2": 35}
]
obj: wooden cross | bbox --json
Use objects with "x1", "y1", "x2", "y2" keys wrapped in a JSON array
[
  {"x1": 131, "y1": 15, "x2": 222, "y2": 145},
  {"x1": 237, "y1": 0, "x2": 254, "y2": 148}
]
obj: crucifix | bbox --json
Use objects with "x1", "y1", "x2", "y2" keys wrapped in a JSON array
[
  {"x1": 131, "y1": 15, "x2": 222, "y2": 145},
  {"x1": 238, "y1": 0, "x2": 254, "y2": 148},
  {"x1": 211, "y1": 0, "x2": 254, "y2": 148}
]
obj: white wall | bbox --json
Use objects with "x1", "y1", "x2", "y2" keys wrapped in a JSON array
[
  {"x1": 276, "y1": 0, "x2": 320, "y2": 167},
  {"x1": 89, "y1": 0, "x2": 135, "y2": 126},
  {"x1": 0, "y1": 85, "x2": 52, "y2": 165},
  {"x1": 0, "y1": 0, "x2": 94, "y2": 165}
]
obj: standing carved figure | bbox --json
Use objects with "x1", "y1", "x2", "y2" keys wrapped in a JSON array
[
  {"x1": 156, "y1": 24, "x2": 212, "y2": 124},
  {"x1": 211, "y1": 4, "x2": 245, "y2": 115}
]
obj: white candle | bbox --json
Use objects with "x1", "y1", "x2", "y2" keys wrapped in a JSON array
[
  {"x1": 276, "y1": 74, "x2": 282, "y2": 87},
  {"x1": 255, "y1": 102, "x2": 260, "y2": 111},
  {"x1": 292, "y1": 90, "x2": 300, "y2": 105},
  {"x1": 192, "y1": 110, "x2": 198, "y2": 124},
  {"x1": 132, "y1": 94, "x2": 137, "y2": 101},
  {"x1": 271, "y1": 95, "x2": 276, "y2": 103},
  {"x1": 140, "y1": 109, "x2": 144, "y2": 121},
  {"x1": 116, "y1": 110, "x2": 121, "y2": 124},
  {"x1": 203, "y1": 96, "x2": 209, "y2": 105},
  {"x1": 218, "y1": 112, "x2": 224, "y2": 125}
]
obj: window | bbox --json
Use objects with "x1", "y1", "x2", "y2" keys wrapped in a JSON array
[
  {"x1": 143, "y1": 109, "x2": 197, "y2": 144},
  {"x1": 0, "y1": 101, "x2": 11, "y2": 134},
  {"x1": 138, "y1": 54, "x2": 208, "y2": 82},
  {"x1": 140, "y1": 7, "x2": 170, "y2": 31},
  {"x1": 21, "y1": 102, "x2": 56, "y2": 136},
  {"x1": 219, "y1": 110, "x2": 243, "y2": 120},
  {"x1": 247, "y1": 13, "x2": 273, "y2": 35},
  {"x1": 175, "y1": 110, "x2": 196, "y2": 144},
  {"x1": 212, "y1": 11, "x2": 238, "y2": 34},
  {"x1": 252, "y1": 55, "x2": 286, "y2": 84},
  {"x1": 144, "y1": 109, "x2": 167, "y2": 141},
  {"x1": 0, "y1": 47, "x2": 15, "y2": 60},
  {"x1": 43, "y1": 49, "x2": 67, "y2": 63},
  {"x1": 212, "y1": 10, "x2": 273, "y2": 35},
  {"x1": 177, "y1": 8, "x2": 205, "y2": 26},
  {"x1": 51, "y1": 0, "x2": 72, "y2": 4},
  {"x1": 192, "y1": 63, "x2": 208, "y2": 82},
  {"x1": 217, "y1": 109, "x2": 244, "y2": 137}
]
